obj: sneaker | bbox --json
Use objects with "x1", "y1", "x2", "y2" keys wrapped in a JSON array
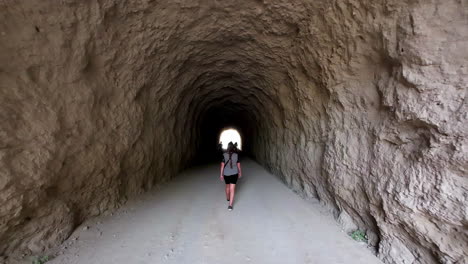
[
  {"x1": 228, "y1": 205, "x2": 233, "y2": 211},
  {"x1": 227, "y1": 199, "x2": 230, "y2": 202}
]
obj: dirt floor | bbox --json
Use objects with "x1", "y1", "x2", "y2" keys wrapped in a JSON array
[{"x1": 25, "y1": 159, "x2": 382, "y2": 264}]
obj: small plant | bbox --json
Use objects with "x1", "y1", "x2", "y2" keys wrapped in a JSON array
[
  {"x1": 32, "y1": 255, "x2": 49, "y2": 264},
  {"x1": 350, "y1": 230, "x2": 367, "y2": 242}
]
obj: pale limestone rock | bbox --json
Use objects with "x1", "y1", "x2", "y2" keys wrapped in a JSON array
[
  {"x1": 338, "y1": 210, "x2": 358, "y2": 234},
  {"x1": 0, "y1": 0, "x2": 466, "y2": 263}
]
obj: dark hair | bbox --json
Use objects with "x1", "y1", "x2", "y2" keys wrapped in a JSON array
[{"x1": 227, "y1": 142, "x2": 234, "y2": 168}]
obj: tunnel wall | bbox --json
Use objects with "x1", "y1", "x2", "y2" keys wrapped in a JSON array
[
  {"x1": 0, "y1": 1, "x2": 466, "y2": 263},
  {"x1": 251, "y1": 1, "x2": 468, "y2": 263},
  {"x1": 0, "y1": 0, "x2": 197, "y2": 255}
]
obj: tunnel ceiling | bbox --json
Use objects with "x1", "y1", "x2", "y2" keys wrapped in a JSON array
[{"x1": 1, "y1": 1, "x2": 467, "y2": 263}]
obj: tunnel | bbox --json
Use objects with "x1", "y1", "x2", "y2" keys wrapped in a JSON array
[{"x1": 0, "y1": 1, "x2": 467, "y2": 263}]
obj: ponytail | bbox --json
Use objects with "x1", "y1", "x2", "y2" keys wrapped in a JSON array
[{"x1": 227, "y1": 142, "x2": 234, "y2": 168}]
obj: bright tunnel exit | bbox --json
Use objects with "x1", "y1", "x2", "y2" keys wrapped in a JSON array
[{"x1": 219, "y1": 128, "x2": 242, "y2": 150}]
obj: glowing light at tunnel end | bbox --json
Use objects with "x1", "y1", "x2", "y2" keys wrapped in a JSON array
[{"x1": 219, "y1": 129, "x2": 242, "y2": 150}]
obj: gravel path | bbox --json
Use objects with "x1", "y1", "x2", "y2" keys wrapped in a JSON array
[{"x1": 47, "y1": 159, "x2": 382, "y2": 264}]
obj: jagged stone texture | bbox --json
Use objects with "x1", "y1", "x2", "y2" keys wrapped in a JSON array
[{"x1": 0, "y1": 0, "x2": 466, "y2": 263}]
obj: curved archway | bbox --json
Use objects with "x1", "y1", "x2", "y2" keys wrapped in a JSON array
[{"x1": 219, "y1": 128, "x2": 242, "y2": 150}]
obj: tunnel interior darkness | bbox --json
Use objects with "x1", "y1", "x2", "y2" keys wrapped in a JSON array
[
  {"x1": 195, "y1": 100, "x2": 254, "y2": 164},
  {"x1": 1, "y1": 1, "x2": 466, "y2": 263},
  {"x1": 170, "y1": 56, "x2": 288, "y2": 168}
]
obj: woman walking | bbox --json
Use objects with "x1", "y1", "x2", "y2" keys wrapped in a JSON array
[{"x1": 220, "y1": 142, "x2": 242, "y2": 211}]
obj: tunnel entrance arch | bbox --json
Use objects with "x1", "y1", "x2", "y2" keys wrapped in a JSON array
[{"x1": 219, "y1": 128, "x2": 242, "y2": 150}]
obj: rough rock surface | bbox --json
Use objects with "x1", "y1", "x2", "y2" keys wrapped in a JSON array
[{"x1": 0, "y1": 1, "x2": 466, "y2": 263}]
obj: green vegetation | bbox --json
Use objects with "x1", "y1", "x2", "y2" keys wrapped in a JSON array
[
  {"x1": 350, "y1": 230, "x2": 367, "y2": 242},
  {"x1": 32, "y1": 255, "x2": 49, "y2": 264}
]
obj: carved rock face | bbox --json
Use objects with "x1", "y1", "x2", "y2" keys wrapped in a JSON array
[{"x1": 0, "y1": 1, "x2": 466, "y2": 263}]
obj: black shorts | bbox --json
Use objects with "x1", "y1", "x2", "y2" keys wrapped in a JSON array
[{"x1": 224, "y1": 174, "x2": 238, "y2": 184}]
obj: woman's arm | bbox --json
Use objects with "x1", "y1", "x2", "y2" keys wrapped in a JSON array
[
  {"x1": 237, "y1": 163, "x2": 242, "y2": 178},
  {"x1": 220, "y1": 162, "x2": 225, "y2": 181}
]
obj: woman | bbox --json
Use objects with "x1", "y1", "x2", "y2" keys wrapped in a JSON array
[{"x1": 220, "y1": 142, "x2": 242, "y2": 211}]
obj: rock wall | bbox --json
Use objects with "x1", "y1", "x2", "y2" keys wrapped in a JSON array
[
  {"x1": 252, "y1": 1, "x2": 468, "y2": 263},
  {"x1": 0, "y1": 0, "x2": 466, "y2": 263}
]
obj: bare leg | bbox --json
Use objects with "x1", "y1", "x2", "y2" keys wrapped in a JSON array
[
  {"x1": 225, "y1": 184, "x2": 230, "y2": 201},
  {"x1": 229, "y1": 184, "x2": 236, "y2": 206}
]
